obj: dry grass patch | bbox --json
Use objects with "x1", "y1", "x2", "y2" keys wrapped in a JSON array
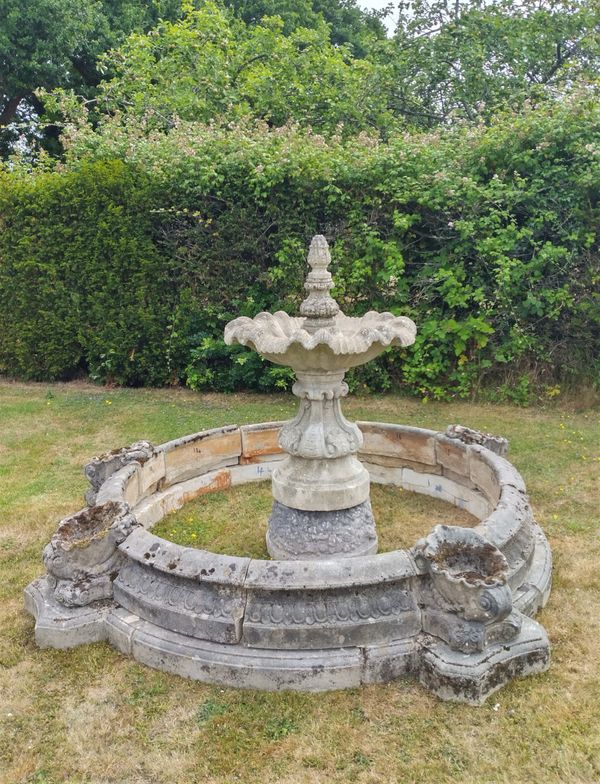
[{"x1": 154, "y1": 482, "x2": 476, "y2": 556}]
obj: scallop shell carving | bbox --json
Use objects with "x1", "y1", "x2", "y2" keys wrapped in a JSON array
[{"x1": 224, "y1": 310, "x2": 417, "y2": 357}]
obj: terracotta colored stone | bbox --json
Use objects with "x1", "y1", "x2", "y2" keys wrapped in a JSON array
[
  {"x1": 358, "y1": 422, "x2": 437, "y2": 465},
  {"x1": 161, "y1": 426, "x2": 241, "y2": 486},
  {"x1": 240, "y1": 422, "x2": 284, "y2": 459}
]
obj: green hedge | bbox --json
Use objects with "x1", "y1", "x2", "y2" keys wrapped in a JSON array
[{"x1": 1, "y1": 94, "x2": 598, "y2": 398}]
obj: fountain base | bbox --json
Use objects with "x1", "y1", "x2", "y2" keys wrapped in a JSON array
[{"x1": 267, "y1": 499, "x2": 378, "y2": 560}]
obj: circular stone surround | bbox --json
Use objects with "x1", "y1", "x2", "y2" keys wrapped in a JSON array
[{"x1": 25, "y1": 421, "x2": 552, "y2": 705}]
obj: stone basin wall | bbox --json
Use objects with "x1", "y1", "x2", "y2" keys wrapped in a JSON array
[
  {"x1": 89, "y1": 421, "x2": 548, "y2": 644},
  {"x1": 25, "y1": 421, "x2": 552, "y2": 703}
]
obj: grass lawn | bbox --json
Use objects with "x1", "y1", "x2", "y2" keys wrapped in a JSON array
[{"x1": 0, "y1": 379, "x2": 598, "y2": 784}]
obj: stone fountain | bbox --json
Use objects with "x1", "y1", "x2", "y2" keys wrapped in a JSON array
[
  {"x1": 24, "y1": 236, "x2": 552, "y2": 704},
  {"x1": 225, "y1": 235, "x2": 416, "y2": 561}
]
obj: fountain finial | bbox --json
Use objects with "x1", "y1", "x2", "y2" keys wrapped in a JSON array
[{"x1": 300, "y1": 235, "x2": 339, "y2": 330}]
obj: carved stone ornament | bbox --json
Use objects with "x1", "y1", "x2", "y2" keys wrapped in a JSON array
[
  {"x1": 415, "y1": 525, "x2": 520, "y2": 653},
  {"x1": 43, "y1": 500, "x2": 139, "y2": 607},
  {"x1": 84, "y1": 440, "x2": 156, "y2": 504},
  {"x1": 25, "y1": 419, "x2": 552, "y2": 704}
]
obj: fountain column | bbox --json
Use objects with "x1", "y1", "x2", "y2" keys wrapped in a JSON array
[
  {"x1": 267, "y1": 237, "x2": 377, "y2": 559},
  {"x1": 224, "y1": 234, "x2": 417, "y2": 561}
]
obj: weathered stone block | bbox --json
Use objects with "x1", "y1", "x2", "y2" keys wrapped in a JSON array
[
  {"x1": 358, "y1": 422, "x2": 437, "y2": 465},
  {"x1": 361, "y1": 461, "x2": 404, "y2": 486},
  {"x1": 513, "y1": 526, "x2": 552, "y2": 616},
  {"x1": 359, "y1": 452, "x2": 442, "y2": 474},
  {"x1": 435, "y1": 434, "x2": 470, "y2": 477},
  {"x1": 469, "y1": 453, "x2": 501, "y2": 505},
  {"x1": 84, "y1": 440, "x2": 155, "y2": 496},
  {"x1": 132, "y1": 469, "x2": 233, "y2": 527},
  {"x1": 244, "y1": 549, "x2": 418, "y2": 592},
  {"x1": 243, "y1": 583, "x2": 420, "y2": 649},
  {"x1": 161, "y1": 426, "x2": 241, "y2": 486},
  {"x1": 445, "y1": 425, "x2": 508, "y2": 456},
  {"x1": 96, "y1": 463, "x2": 139, "y2": 505},
  {"x1": 463, "y1": 490, "x2": 492, "y2": 520},
  {"x1": 240, "y1": 422, "x2": 284, "y2": 460},
  {"x1": 114, "y1": 561, "x2": 246, "y2": 643},
  {"x1": 230, "y1": 462, "x2": 277, "y2": 485},
  {"x1": 130, "y1": 620, "x2": 364, "y2": 691},
  {"x1": 361, "y1": 637, "x2": 418, "y2": 684},
  {"x1": 106, "y1": 607, "x2": 143, "y2": 655},
  {"x1": 131, "y1": 494, "x2": 163, "y2": 528},
  {"x1": 120, "y1": 527, "x2": 250, "y2": 586},
  {"x1": 24, "y1": 577, "x2": 109, "y2": 649},
  {"x1": 441, "y1": 467, "x2": 476, "y2": 490},
  {"x1": 138, "y1": 451, "x2": 166, "y2": 497},
  {"x1": 122, "y1": 468, "x2": 141, "y2": 508},
  {"x1": 401, "y1": 468, "x2": 435, "y2": 491},
  {"x1": 419, "y1": 615, "x2": 550, "y2": 705},
  {"x1": 478, "y1": 484, "x2": 533, "y2": 550},
  {"x1": 240, "y1": 452, "x2": 287, "y2": 465}
]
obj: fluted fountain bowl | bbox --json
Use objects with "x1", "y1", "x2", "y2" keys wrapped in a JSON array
[{"x1": 225, "y1": 310, "x2": 417, "y2": 373}]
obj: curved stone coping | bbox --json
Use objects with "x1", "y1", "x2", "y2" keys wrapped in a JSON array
[
  {"x1": 90, "y1": 420, "x2": 537, "y2": 585},
  {"x1": 121, "y1": 528, "x2": 419, "y2": 590},
  {"x1": 90, "y1": 420, "x2": 546, "y2": 652},
  {"x1": 83, "y1": 422, "x2": 534, "y2": 588}
]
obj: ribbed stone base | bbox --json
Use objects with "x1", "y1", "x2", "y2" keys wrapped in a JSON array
[{"x1": 266, "y1": 499, "x2": 378, "y2": 560}]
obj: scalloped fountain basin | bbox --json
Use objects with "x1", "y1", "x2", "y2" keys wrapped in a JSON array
[
  {"x1": 26, "y1": 419, "x2": 552, "y2": 704},
  {"x1": 225, "y1": 311, "x2": 417, "y2": 372}
]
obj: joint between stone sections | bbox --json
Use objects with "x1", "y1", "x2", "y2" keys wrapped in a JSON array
[
  {"x1": 159, "y1": 425, "x2": 242, "y2": 488},
  {"x1": 240, "y1": 422, "x2": 285, "y2": 461}
]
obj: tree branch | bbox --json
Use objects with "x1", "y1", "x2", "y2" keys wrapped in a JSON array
[
  {"x1": 231, "y1": 54, "x2": 270, "y2": 86},
  {"x1": 0, "y1": 94, "x2": 26, "y2": 126}
]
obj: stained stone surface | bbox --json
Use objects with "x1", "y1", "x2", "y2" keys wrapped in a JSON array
[
  {"x1": 266, "y1": 499, "x2": 378, "y2": 560},
  {"x1": 26, "y1": 234, "x2": 553, "y2": 703}
]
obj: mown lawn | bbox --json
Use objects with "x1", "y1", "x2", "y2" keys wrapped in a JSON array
[{"x1": 0, "y1": 380, "x2": 598, "y2": 784}]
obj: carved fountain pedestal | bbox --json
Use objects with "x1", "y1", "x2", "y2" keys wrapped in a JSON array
[{"x1": 225, "y1": 235, "x2": 416, "y2": 560}]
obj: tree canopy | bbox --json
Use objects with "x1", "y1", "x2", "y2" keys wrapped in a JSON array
[
  {"x1": 0, "y1": 0, "x2": 183, "y2": 153},
  {"x1": 381, "y1": 0, "x2": 600, "y2": 126},
  {"x1": 0, "y1": 0, "x2": 390, "y2": 154},
  {"x1": 85, "y1": 3, "x2": 389, "y2": 135}
]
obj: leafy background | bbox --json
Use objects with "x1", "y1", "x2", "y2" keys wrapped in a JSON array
[{"x1": 0, "y1": 1, "x2": 598, "y2": 400}]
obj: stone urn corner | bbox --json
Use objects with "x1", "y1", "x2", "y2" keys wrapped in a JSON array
[{"x1": 415, "y1": 524, "x2": 521, "y2": 653}]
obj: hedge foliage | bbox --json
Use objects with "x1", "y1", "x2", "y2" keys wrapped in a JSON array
[{"x1": 1, "y1": 92, "x2": 598, "y2": 399}]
